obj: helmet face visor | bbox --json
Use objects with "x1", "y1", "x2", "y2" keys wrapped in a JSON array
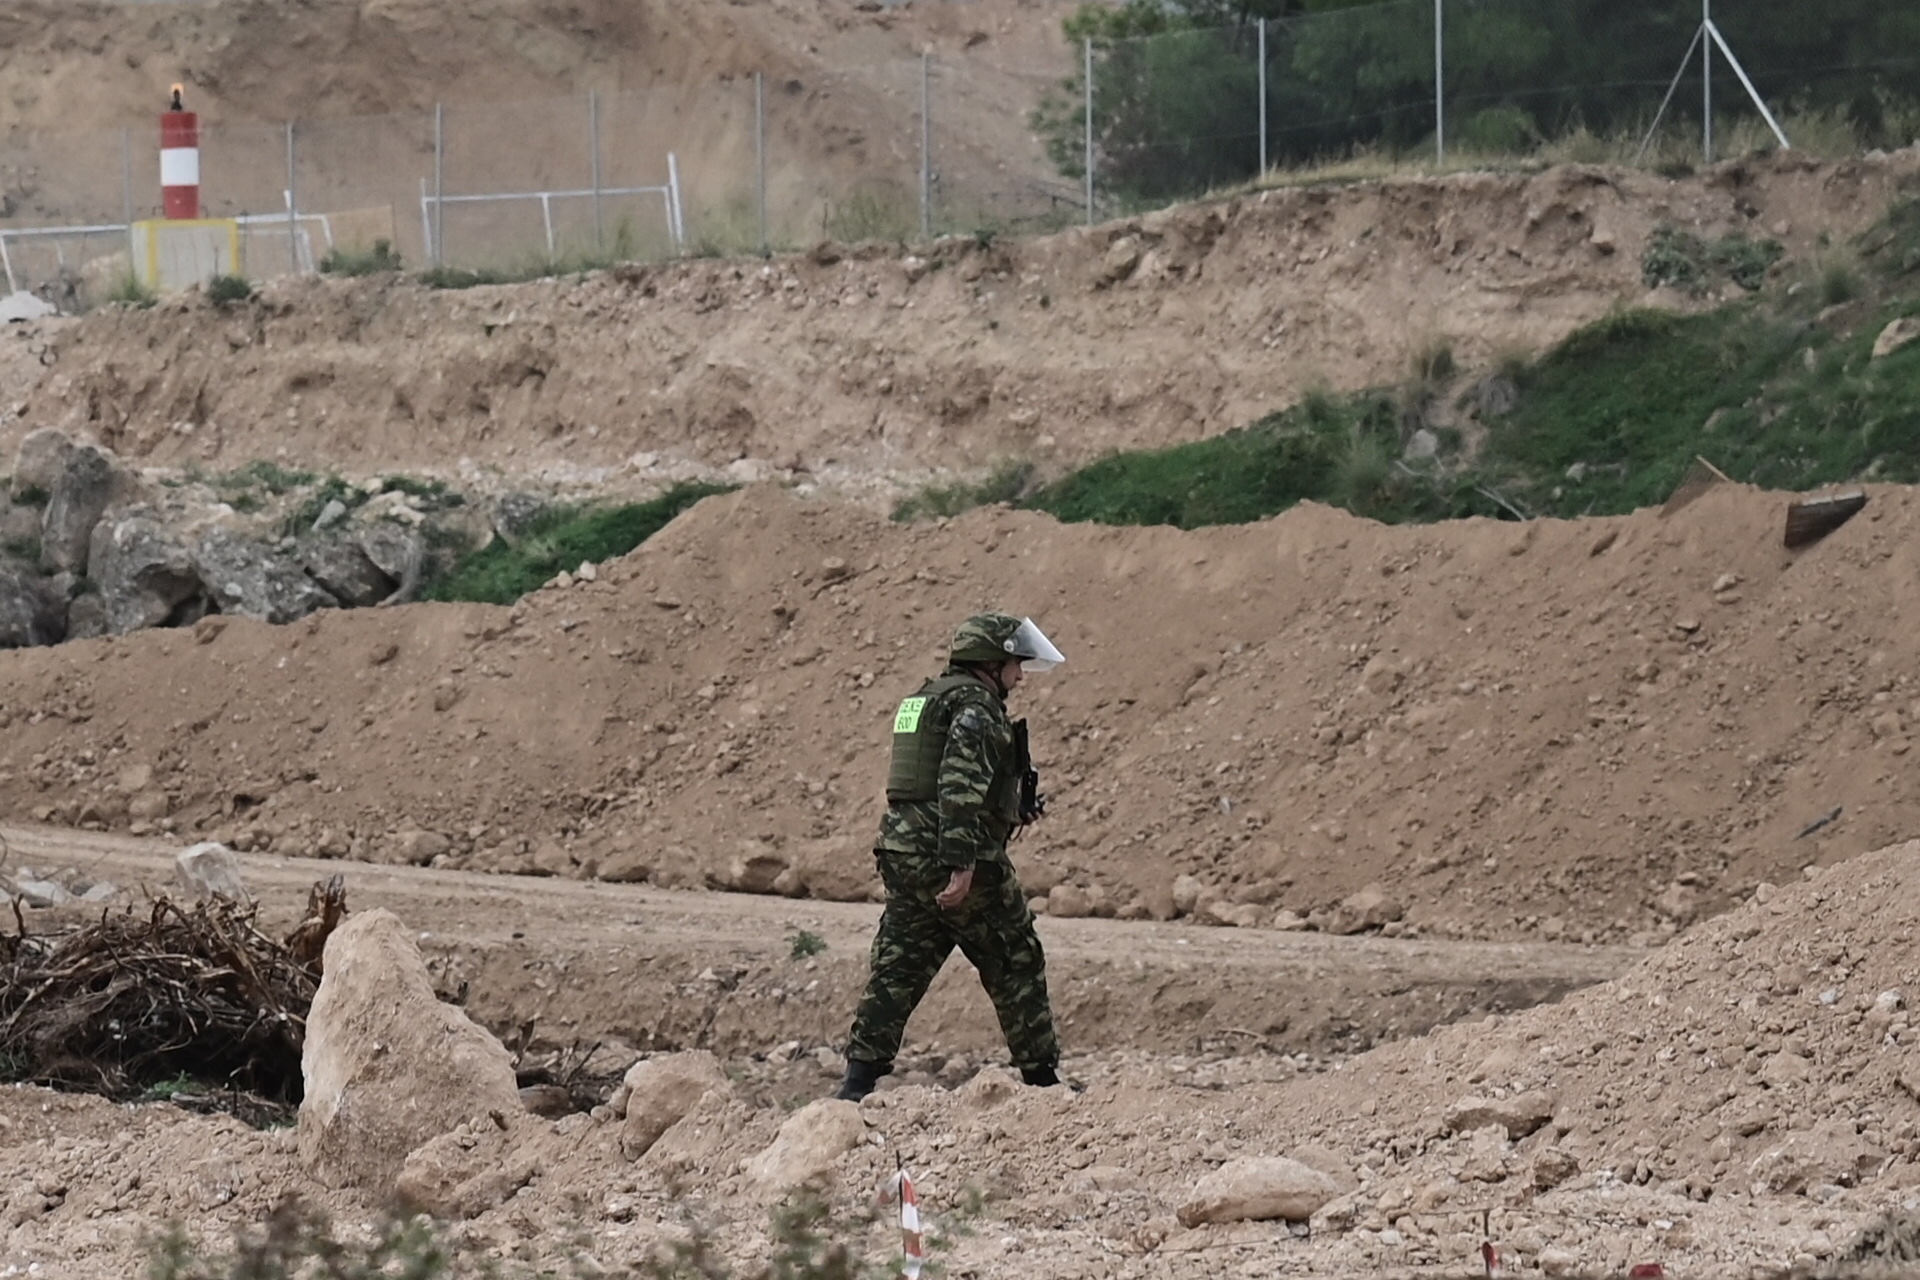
[{"x1": 1008, "y1": 617, "x2": 1065, "y2": 671}]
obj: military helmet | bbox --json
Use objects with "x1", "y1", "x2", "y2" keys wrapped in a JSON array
[{"x1": 950, "y1": 612, "x2": 1066, "y2": 671}]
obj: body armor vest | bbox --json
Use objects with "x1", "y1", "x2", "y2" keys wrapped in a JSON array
[{"x1": 885, "y1": 674, "x2": 1021, "y2": 828}]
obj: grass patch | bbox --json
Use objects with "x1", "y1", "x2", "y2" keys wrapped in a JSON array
[
  {"x1": 107, "y1": 272, "x2": 158, "y2": 308},
  {"x1": 426, "y1": 482, "x2": 734, "y2": 605},
  {"x1": 205, "y1": 274, "x2": 254, "y2": 307},
  {"x1": 379, "y1": 474, "x2": 463, "y2": 508},
  {"x1": 891, "y1": 460, "x2": 1036, "y2": 522},
  {"x1": 318, "y1": 238, "x2": 403, "y2": 276},
  {"x1": 1482, "y1": 298, "x2": 1920, "y2": 514},
  {"x1": 787, "y1": 930, "x2": 827, "y2": 960},
  {"x1": 140, "y1": 1073, "x2": 204, "y2": 1102},
  {"x1": 1641, "y1": 226, "x2": 1783, "y2": 295},
  {"x1": 218, "y1": 460, "x2": 316, "y2": 496},
  {"x1": 1024, "y1": 391, "x2": 1491, "y2": 528}
]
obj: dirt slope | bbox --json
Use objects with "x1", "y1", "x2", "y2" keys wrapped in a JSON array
[
  {"x1": 7, "y1": 152, "x2": 1915, "y2": 503},
  {"x1": 0, "y1": 479, "x2": 1913, "y2": 942}
]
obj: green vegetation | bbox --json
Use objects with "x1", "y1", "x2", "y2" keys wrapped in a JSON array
[
  {"x1": 426, "y1": 482, "x2": 734, "y2": 605},
  {"x1": 140, "y1": 1073, "x2": 205, "y2": 1102},
  {"x1": 1025, "y1": 390, "x2": 1490, "y2": 527},
  {"x1": 908, "y1": 189, "x2": 1920, "y2": 530},
  {"x1": 1641, "y1": 226, "x2": 1783, "y2": 295},
  {"x1": 318, "y1": 238, "x2": 404, "y2": 276},
  {"x1": 107, "y1": 272, "x2": 158, "y2": 308},
  {"x1": 205, "y1": 274, "x2": 254, "y2": 307},
  {"x1": 787, "y1": 929, "x2": 828, "y2": 960},
  {"x1": 892, "y1": 461, "x2": 1036, "y2": 522},
  {"x1": 147, "y1": 1192, "x2": 927, "y2": 1280}
]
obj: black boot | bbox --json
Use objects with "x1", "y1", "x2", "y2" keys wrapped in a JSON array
[
  {"x1": 1020, "y1": 1064, "x2": 1060, "y2": 1088},
  {"x1": 833, "y1": 1058, "x2": 891, "y2": 1102}
]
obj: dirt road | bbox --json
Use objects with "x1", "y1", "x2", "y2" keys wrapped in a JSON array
[{"x1": 3, "y1": 822, "x2": 1634, "y2": 1074}]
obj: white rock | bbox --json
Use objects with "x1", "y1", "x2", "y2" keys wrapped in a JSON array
[
  {"x1": 175, "y1": 842, "x2": 250, "y2": 901},
  {"x1": 620, "y1": 1051, "x2": 732, "y2": 1160},
  {"x1": 745, "y1": 1099, "x2": 865, "y2": 1195},
  {"x1": 1172, "y1": 874, "x2": 1204, "y2": 917},
  {"x1": 298, "y1": 909, "x2": 523, "y2": 1193},
  {"x1": 1176, "y1": 1156, "x2": 1339, "y2": 1227},
  {"x1": 1445, "y1": 1090, "x2": 1558, "y2": 1139}
]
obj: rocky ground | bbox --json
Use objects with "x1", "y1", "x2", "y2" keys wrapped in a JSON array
[{"x1": 7, "y1": 831, "x2": 1920, "y2": 1279}]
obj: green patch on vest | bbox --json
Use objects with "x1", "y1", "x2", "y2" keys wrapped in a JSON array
[{"x1": 893, "y1": 697, "x2": 928, "y2": 734}]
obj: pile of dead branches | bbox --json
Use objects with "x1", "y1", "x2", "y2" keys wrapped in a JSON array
[{"x1": 1, "y1": 877, "x2": 346, "y2": 1108}]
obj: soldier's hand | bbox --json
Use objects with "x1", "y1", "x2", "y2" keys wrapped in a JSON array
[{"x1": 936, "y1": 866, "x2": 975, "y2": 910}]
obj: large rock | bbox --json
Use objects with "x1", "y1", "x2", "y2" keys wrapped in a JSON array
[
  {"x1": 40, "y1": 445, "x2": 125, "y2": 574},
  {"x1": 10, "y1": 428, "x2": 74, "y2": 499},
  {"x1": 298, "y1": 908, "x2": 523, "y2": 1193},
  {"x1": 176, "y1": 842, "x2": 250, "y2": 901},
  {"x1": 194, "y1": 528, "x2": 338, "y2": 624},
  {"x1": 63, "y1": 590, "x2": 107, "y2": 641},
  {"x1": 0, "y1": 566, "x2": 65, "y2": 648},
  {"x1": 358, "y1": 524, "x2": 424, "y2": 604},
  {"x1": 297, "y1": 532, "x2": 397, "y2": 607},
  {"x1": 1445, "y1": 1090, "x2": 1558, "y2": 1140},
  {"x1": 1176, "y1": 1156, "x2": 1340, "y2": 1227},
  {"x1": 744, "y1": 1099, "x2": 865, "y2": 1195},
  {"x1": 90, "y1": 515, "x2": 206, "y2": 634},
  {"x1": 1873, "y1": 316, "x2": 1920, "y2": 361},
  {"x1": 1320, "y1": 882, "x2": 1404, "y2": 936},
  {"x1": 490, "y1": 492, "x2": 552, "y2": 546},
  {"x1": 395, "y1": 1114, "x2": 541, "y2": 1219},
  {"x1": 619, "y1": 1050, "x2": 732, "y2": 1160}
]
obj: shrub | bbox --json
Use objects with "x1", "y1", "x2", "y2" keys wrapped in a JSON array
[
  {"x1": 891, "y1": 461, "x2": 1036, "y2": 522},
  {"x1": 205, "y1": 274, "x2": 254, "y2": 307},
  {"x1": 108, "y1": 272, "x2": 157, "y2": 308},
  {"x1": 787, "y1": 930, "x2": 828, "y2": 960},
  {"x1": 318, "y1": 238, "x2": 403, "y2": 276}
]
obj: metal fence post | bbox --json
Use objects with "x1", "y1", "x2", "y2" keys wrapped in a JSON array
[
  {"x1": 1434, "y1": 0, "x2": 1445, "y2": 165},
  {"x1": 590, "y1": 90, "x2": 604, "y2": 254},
  {"x1": 1702, "y1": 0, "x2": 1713, "y2": 162},
  {"x1": 433, "y1": 102, "x2": 445, "y2": 267},
  {"x1": 1258, "y1": 18, "x2": 1268, "y2": 178},
  {"x1": 1083, "y1": 36, "x2": 1094, "y2": 227},
  {"x1": 919, "y1": 52, "x2": 932, "y2": 240},
  {"x1": 285, "y1": 122, "x2": 299, "y2": 273},
  {"x1": 121, "y1": 127, "x2": 133, "y2": 228},
  {"x1": 755, "y1": 72, "x2": 768, "y2": 254}
]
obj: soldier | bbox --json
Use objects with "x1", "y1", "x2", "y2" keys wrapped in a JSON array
[{"x1": 834, "y1": 612, "x2": 1067, "y2": 1103}]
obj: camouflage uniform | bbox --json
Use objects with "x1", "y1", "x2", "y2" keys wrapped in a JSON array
[{"x1": 843, "y1": 649, "x2": 1060, "y2": 1079}]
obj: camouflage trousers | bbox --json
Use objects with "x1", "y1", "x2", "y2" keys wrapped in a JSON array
[{"x1": 845, "y1": 851, "x2": 1059, "y2": 1074}]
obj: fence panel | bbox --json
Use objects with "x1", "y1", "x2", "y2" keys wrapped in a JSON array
[{"x1": 0, "y1": 0, "x2": 1917, "y2": 303}]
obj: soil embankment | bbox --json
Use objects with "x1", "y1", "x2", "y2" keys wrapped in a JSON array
[
  {"x1": 1, "y1": 480, "x2": 1913, "y2": 941},
  {"x1": 6, "y1": 153, "x2": 1915, "y2": 503}
]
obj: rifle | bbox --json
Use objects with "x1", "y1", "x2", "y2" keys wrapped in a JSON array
[{"x1": 1013, "y1": 718, "x2": 1046, "y2": 824}]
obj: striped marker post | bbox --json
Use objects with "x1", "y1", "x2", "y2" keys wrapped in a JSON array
[
  {"x1": 161, "y1": 87, "x2": 200, "y2": 220},
  {"x1": 882, "y1": 1166, "x2": 926, "y2": 1280}
]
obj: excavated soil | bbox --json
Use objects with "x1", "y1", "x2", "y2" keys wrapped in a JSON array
[
  {"x1": 4, "y1": 151, "x2": 1916, "y2": 503},
  {"x1": 2, "y1": 479, "x2": 1915, "y2": 944},
  {"x1": 7, "y1": 830, "x2": 1920, "y2": 1278}
]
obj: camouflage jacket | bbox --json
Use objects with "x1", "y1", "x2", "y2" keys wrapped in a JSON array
[{"x1": 878, "y1": 669, "x2": 1019, "y2": 870}]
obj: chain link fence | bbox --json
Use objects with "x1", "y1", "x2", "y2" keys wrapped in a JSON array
[{"x1": 1, "y1": 0, "x2": 1916, "y2": 301}]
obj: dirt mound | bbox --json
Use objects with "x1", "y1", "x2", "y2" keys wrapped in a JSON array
[
  {"x1": 0, "y1": 478, "x2": 1913, "y2": 941},
  {"x1": 7, "y1": 152, "x2": 1915, "y2": 505}
]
